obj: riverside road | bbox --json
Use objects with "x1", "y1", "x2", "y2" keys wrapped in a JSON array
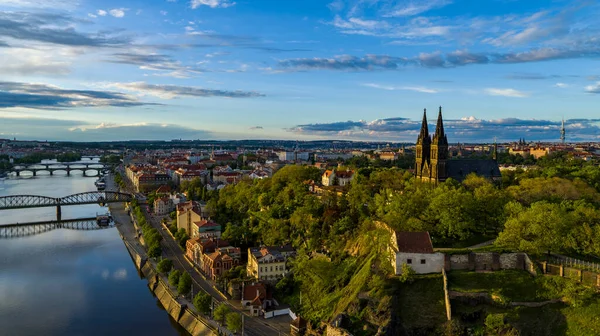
[{"x1": 107, "y1": 171, "x2": 290, "y2": 336}]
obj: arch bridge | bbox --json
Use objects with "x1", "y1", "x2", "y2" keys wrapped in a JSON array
[
  {"x1": 9, "y1": 162, "x2": 113, "y2": 177},
  {"x1": 0, "y1": 191, "x2": 133, "y2": 220},
  {"x1": 0, "y1": 218, "x2": 115, "y2": 239}
]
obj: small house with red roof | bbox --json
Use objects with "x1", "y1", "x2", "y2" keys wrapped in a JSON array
[
  {"x1": 389, "y1": 231, "x2": 444, "y2": 275},
  {"x1": 241, "y1": 282, "x2": 274, "y2": 316}
]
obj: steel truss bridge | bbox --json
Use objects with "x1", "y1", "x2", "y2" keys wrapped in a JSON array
[
  {"x1": 9, "y1": 162, "x2": 113, "y2": 177},
  {"x1": 0, "y1": 191, "x2": 133, "y2": 220},
  {"x1": 0, "y1": 218, "x2": 115, "y2": 239}
]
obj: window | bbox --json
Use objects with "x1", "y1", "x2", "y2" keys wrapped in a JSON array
[
  {"x1": 406, "y1": 259, "x2": 412, "y2": 264},
  {"x1": 421, "y1": 259, "x2": 426, "y2": 264},
  {"x1": 270, "y1": 266, "x2": 273, "y2": 272},
  {"x1": 260, "y1": 267, "x2": 262, "y2": 272}
]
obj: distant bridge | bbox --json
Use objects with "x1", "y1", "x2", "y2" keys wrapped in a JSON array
[
  {"x1": 9, "y1": 162, "x2": 113, "y2": 177},
  {"x1": 0, "y1": 191, "x2": 133, "y2": 220},
  {"x1": 0, "y1": 218, "x2": 115, "y2": 239}
]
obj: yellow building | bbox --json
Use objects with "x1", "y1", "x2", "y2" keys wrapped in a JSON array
[{"x1": 246, "y1": 246, "x2": 295, "y2": 281}]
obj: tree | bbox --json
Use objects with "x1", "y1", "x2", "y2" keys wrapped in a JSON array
[
  {"x1": 214, "y1": 303, "x2": 230, "y2": 324},
  {"x1": 157, "y1": 258, "x2": 173, "y2": 274},
  {"x1": 193, "y1": 291, "x2": 212, "y2": 315},
  {"x1": 148, "y1": 243, "x2": 162, "y2": 258},
  {"x1": 398, "y1": 263, "x2": 416, "y2": 283},
  {"x1": 226, "y1": 312, "x2": 242, "y2": 333},
  {"x1": 178, "y1": 272, "x2": 192, "y2": 296},
  {"x1": 168, "y1": 270, "x2": 181, "y2": 287}
]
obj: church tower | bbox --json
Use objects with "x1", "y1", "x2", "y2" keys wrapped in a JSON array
[
  {"x1": 430, "y1": 106, "x2": 448, "y2": 182},
  {"x1": 415, "y1": 109, "x2": 431, "y2": 179}
]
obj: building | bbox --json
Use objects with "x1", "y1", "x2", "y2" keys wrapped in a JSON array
[
  {"x1": 134, "y1": 172, "x2": 171, "y2": 192},
  {"x1": 176, "y1": 201, "x2": 203, "y2": 236},
  {"x1": 415, "y1": 107, "x2": 501, "y2": 183},
  {"x1": 321, "y1": 169, "x2": 355, "y2": 187},
  {"x1": 389, "y1": 231, "x2": 444, "y2": 274},
  {"x1": 241, "y1": 282, "x2": 275, "y2": 316},
  {"x1": 247, "y1": 245, "x2": 295, "y2": 281},
  {"x1": 192, "y1": 219, "x2": 221, "y2": 239},
  {"x1": 379, "y1": 151, "x2": 398, "y2": 161},
  {"x1": 153, "y1": 196, "x2": 174, "y2": 216},
  {"x1": 277, "y1": 151, "x2": 310, "y2": 162},
  {"x1": 186, "y1": 238, "x2": 232, "y2": 270},
  {"x1": 202, "y1": 246, "x2": 241, "y2": 280}
]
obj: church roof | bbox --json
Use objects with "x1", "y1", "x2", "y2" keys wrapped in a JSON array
[{"x1": 446, "y1": 159, "x2": 501, "y2": 181}]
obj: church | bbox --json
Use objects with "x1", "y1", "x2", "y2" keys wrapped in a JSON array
[{"x1": 414, "y1": 107, "x2": 501, "y2": 184}]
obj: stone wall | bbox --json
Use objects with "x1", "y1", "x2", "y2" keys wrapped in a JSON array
[
  {"x1": 441, "y1": 269, "x2": 451, "y2": 321},
  {"x1": 541, "y1": 262, "x2": 600, "y2": 288},
  {"x1": 446, "y1": 252, "x2": 532, "y2": 272},
  {"x1": 396, "y1": 252, "x2": 445, "y2": 274}
]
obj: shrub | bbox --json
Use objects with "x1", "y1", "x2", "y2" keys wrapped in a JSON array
[
  {"x1": 178, "y1": 272, "x2": 192, "y2": 296},
  {"x1": 193, "y1": 291, "x2": 212, "y2": 315},
  {"x1": 399, "y1": 263, "x2": 416, "y2": 283}
]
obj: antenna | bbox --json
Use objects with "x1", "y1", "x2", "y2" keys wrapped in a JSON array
[{"x1": 560, "y1": 117, "x2": 566, "y2": 144}]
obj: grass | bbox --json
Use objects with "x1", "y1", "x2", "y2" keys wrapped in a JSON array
[
  {"x1": 392, "y1": 274, "x2": 447, "y2": 331},
  {"x1": 448, "y1": 270, "x2": 569, "y2": 302}
]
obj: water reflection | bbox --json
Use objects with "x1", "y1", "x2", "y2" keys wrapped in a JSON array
[{"x1": 0, "y1": 170, "x2": 188, "y2": 336}]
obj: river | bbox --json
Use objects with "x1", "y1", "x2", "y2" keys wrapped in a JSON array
[{"x1": 0, "y1": 160, "x2": 188, "y2": 336}]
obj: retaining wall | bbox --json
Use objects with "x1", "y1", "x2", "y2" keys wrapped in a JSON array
[{"x1": 441, "y1": 269, "x2": 452, "y2": 321}]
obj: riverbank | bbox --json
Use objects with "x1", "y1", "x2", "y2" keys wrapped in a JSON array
[{"x1": 111, "y1": 200, "x2": 220, "y2": 336}]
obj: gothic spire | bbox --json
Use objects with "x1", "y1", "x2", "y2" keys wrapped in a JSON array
[
  {"x1": 435, "y1": 106, "x2": 445, "y2": 138},
  {"x1": 417, "y1": 108, "x2": 430, "y2": 143}
]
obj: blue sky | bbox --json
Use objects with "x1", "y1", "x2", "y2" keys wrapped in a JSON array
[{"x1": 0, "y1": 0, "x2": 599, "y2": 142}]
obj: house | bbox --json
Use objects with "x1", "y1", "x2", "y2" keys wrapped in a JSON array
[
  {"x1": 379, "y1": 151, "x2": 398, "y2": 161},
  {"x1": 201, "y1": 246, "x2": 241, "y2": 280},
  {"x1": 176, "y1": 201, "x2": 203, "y2": 236},
  {"x1": 389, "y1": 231, "x2": 444, "y2": 275},
  {"x1": 247, "y1": 245, "x2": 295, "y2": 281},
  {"x1": 153, "y1": 196, "x2": 174, "y2": 216},
  {"x1": 192, "y1": 219, "x2": 221, "y2": 239},
  {"x1": 335, "y1": 170, "x2": 354, "y2": 186},
  {"x1": 290, "y1": 316, "x2": 308, "y2": 336},
  {"x1": 322, "y1": 170, "x2": 335, "y2": 186},
  {"x1": 241, "y1": 282, "x2": 275, "y2": 316},
  {"x1": 186, "y1": 238, "x2": 201, "y2": 264}
]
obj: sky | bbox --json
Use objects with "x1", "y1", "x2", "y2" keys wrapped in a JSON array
[{"x1": 0, "y1": 0, "x2": 599, "y2": 143}]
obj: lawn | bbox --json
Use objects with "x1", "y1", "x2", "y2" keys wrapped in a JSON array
[
  {"x1": 392, "y1": 274, "x2": 447, "y2": 332},
  {"x1": 447, "y1": 270, "x2": 568, "y2": 302}
]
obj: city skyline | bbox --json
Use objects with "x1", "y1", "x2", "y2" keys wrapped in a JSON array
[{"x1": 1, "y1": 0, "x2": 600, "y2": 142}]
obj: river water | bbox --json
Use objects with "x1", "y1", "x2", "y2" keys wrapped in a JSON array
[{"x1": 0, "y1": 160, "x2": 187, "y2": 336}]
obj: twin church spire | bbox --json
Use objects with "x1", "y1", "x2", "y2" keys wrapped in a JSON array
[{"x1": 415, "y1": 106, "x2": 448, "y2": 181}]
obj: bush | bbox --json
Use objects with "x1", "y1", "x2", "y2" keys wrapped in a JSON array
[
  {"x1": 193, "y1": 291, "x2": 212, "y2": 315},
  {"x1": 157, "y1": 259, "x2": 173, "y2": 274},
  {"x1": 169, "y1": 270, "x2": 181, "y2": 287},
  {"x1": 169, "y1": 223, "x2": 177, "y2": 235},
  {"x1": 178, "y1": 272, "x2": 192, "y2": 296}
]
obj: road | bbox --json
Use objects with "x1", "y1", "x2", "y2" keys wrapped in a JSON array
[{"x1": 109, "y1": 169, "x2": 289, "y2": 336}]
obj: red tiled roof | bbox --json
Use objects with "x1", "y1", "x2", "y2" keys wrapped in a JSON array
[
  {"x1": 243, "y1": 283, "x2": 266, "y2": 301},
  {"x1": 395, "y1": 232, "x2": 434, "y2": 253}
]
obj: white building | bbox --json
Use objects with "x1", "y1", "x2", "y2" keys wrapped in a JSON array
[
  {"x1": 390, "y1": 231, "x2": 444, "y2": 274},
  {"x1": 277, "y1": 151, "x2": 309, "y2": 162}
]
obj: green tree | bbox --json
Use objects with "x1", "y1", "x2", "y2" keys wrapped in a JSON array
[
  {"x1": 148, "y1": 243, "x2": 162, "y2": 258},
  {"x1": 193, "y1": 291, "x2": 212, "y2": 315},
  {"x1": 157, "y1": 259, "x2": 173, "y2": 274},
  {"x1": 226, "y1": 312, "x2": 242, "y2": 333},
  {"x1": 178, "y1": 272, "x2": 192, "y2": 296},
  {"x1": 398, "y1": 263, "x2": 416, "y2": 283},
  {"x1": 168, "y1": 270, "x2": 181, "y2": 287},
  {"x1": 213, "y1": 303, "x2": 230, "y2": 324}
]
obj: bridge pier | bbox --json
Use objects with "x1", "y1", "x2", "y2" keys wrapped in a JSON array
[
  {"x1": 16, "y1": 171, "x2": 20, "y2": 177},
  {"x1": 32, "y1": 171, "x2": 36, "y2": 177},
  {"x1": 56, "y1": 205, "x2": 61, "y2": 221},
  {"x1": 66, "y1": 168, "x2": 70, "y2": 176},
  {"x1": 50, "y1": 170, "x2": 53, "y2": 175}
]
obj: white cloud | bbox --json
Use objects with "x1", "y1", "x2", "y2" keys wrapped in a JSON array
[
  {"x1": 0, "y1": 0, "x2": 77, "y2": 9},
  {"x1": 87, "y1": 13, "x2": 97, "y2": 18},
  {"x1": 109, "y1": 8, "x2": 127, "y2": 18},
  {"x1": 190, "y1": 0, "x2": 235, "y2": 9},
  {"x1": 97, "y1": 9, "x2": 107, "y2": 16},
  {"x1": 108, "y1": 81, "x2": 265, "y2": 99},
  {"x1": 585, "y1": 82, "x2": 600, "y2": 94},
  {"x1": 160, "y1": 10, "x2": 168, "y2": 15},
  {"x1": 484, "y1": 88, "x2": 529, "y2": 98},
  {"x1": 363, "y1": 83, "x2": 439, "y2": 93},
  {"x1": 384, "y1": 0, "x2": 452, "y2": 17},
  {"x1": 555, "y1": 83, "x2": 568, "y2": 88}
]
